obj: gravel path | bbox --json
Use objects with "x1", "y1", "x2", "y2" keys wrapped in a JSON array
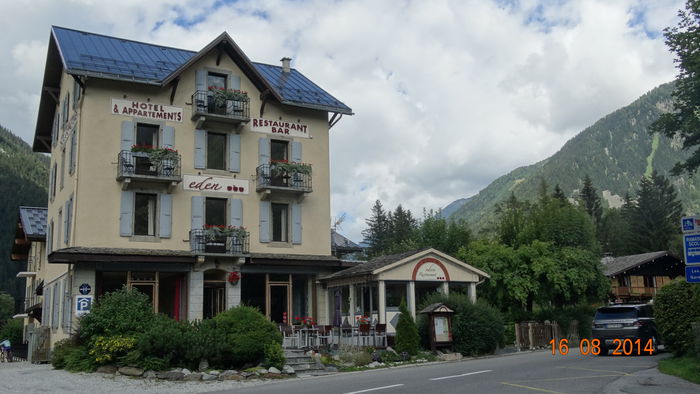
[{"x1": 0, "y1": 362, "x2": 274, "y2": 393}]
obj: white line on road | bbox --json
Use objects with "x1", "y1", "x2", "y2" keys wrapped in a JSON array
[
  {"x1": 344, "y1": 384, "x2": 405, "y2": 394},
  {"x1": 429, "y1": 369, "x2": 493, "y2": 381}
]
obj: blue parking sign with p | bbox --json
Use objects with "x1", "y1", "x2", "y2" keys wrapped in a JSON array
[{"x1": 75, "y1": 295, "x2": 93, "y2": 316}]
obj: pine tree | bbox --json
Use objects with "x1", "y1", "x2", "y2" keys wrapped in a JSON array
[
  {"x1": 579, "y1": 175, "x2": 603, "y2": 227},
  {"x1": 627, "y1": 171, "x2": 683, "y2": 252},
  {"x1": 552, "y1": 184, "x2": 567, "y2": 203},
  {"x1": 362, "y1": 200, "x2": 391, "y2": 257},
  {"x1": 395, "y1": 300, "x2": 420, "y2": 355}
]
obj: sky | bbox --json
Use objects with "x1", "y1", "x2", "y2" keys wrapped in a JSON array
[{"x1": 0, "y1": 0, "x2": 684, "y2": 242}]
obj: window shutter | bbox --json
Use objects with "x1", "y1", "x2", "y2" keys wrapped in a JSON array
[
  {"x1": 292, "y1": 202, "x2": 302, "y2": 245},
  {"x1": 228, "y1": 133, "x2": 240, "y2": 172},
  {"x1": 48, "y1": 165, "x2": 55, "y2": 201},
  {"x1": 191, "y1": 196, "x2": 204, "y2": 250},
  {"x1": 47, "y1": 220, "x2": 53, "y2": 255},
  {"x1": 62, "y1": 278, "x2": 71, "y2": 331},
  {"x1": 52, "y1": 282, "x2": 60, "y2": 330},
  {"x1": 51, "y1": 112, "x2": 59, "y2": 146},
  {"x1": 42, "y1": 287, "x2": 49, "y2": 326},
  {"x1": 64, "y1": 197, "x2": 73, "y2": 245},
  {"x1": 229, "y1": 75, "x2": 241, "y2": 90},
  {"x1": 291, "y1": 141, "x2": 302, "y2": 163},
  {"x1": 258, "y1": 138, "x2": 270, "y2": 165},
  {"x1": 159, "y1": 194, "x2": 172, "y2": 238},
  {"x1": 229, "y1": 198, "x2": 242, "y2": 227},
  {"x1": 162, "y1": 125, "x2": 175, "y2": 149},
  {"x1": 69, "y1": 130, "x2": 77, "y2": 175},
  {"x1": 195, "y1": 69, "x2": 207, "y2": 92},
  {"x1": 73, "y1": 79, "x2": 80, "y2": 108},
  {"x1": 120, "y1": 121, "x2": 134, "y2": 151},
  {"x1": 259, "y1": 200, "x2": 270, "y2": 243},
  {"x1": 194, "y1": 129, "x2": 206, "y2": 169},
  {"x1": 119, "y1": 191, "x2": 134, "y2": 237}
]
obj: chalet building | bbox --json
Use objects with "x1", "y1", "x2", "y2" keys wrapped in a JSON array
[
  {"x1": 602, "y1": 251, "x2": 684, "y2": 303},
  {"x1": 27, "y1": 26, "x2": 487, "y2": 348}
]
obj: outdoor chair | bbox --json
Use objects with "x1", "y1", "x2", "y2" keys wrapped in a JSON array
[
  {"x1": 280, "y1": 325, "x2": 299, "y2": 348},
  {"x1": 374, "y1": 323, "x2": 387, "y2": 348},
  {"x1": 358, "y1": 323, "x2": 372, "y2": 347}
]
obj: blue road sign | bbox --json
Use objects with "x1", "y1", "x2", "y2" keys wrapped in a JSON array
[
  {"x1": 75, "y1": 296, "x2": 93, "y2": 316},
  {"x1": 79, "y1": 283, "x2": 91, "y2": 295},
  {"x1": 682, "y1": 217, "x2": 696, "y2": 232},
  {"x1": 687, "y1": 266, "x2": 700, "y2": 283},
  {"x1": 683, "y1": 233, "x2": 700, "y2": 265}
]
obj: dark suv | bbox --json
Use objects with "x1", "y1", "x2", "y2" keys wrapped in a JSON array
[{"x1": 591, "y1": 304, "x2": 660, "y2": 355}]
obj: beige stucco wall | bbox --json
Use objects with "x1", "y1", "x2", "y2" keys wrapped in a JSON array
[{"x1": 57, "y1": 51, "x2": 332, "y2": 256}]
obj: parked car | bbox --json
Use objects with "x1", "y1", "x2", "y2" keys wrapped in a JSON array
[{"x1": 591, "y1": 303, "x2": 660, "y2": 356}]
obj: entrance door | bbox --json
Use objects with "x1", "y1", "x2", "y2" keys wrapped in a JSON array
[{"x1": 269, "y1": 285, "x2": 289, "y2": 324}]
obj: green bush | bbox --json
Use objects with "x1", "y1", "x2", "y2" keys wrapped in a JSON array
[
  {"x1": 502, "y1": 322, "x2": 516, "y2": 347},
  {"x1": 352, "y1": 351, "x2": 372, "y2": 366},
  {"x1": 89, "y1": 335, "x2": 137, "y2": 365},
  {"x1": 64, "y1": 345, "x2": 97, "y2": 372},
  {"x1": 136, "y1": 313, "x2": 193, "y2": 368},
  {"x1": 262, "y1": 342, "x2": 286, "y2": 370},
  {"x1": 419, "y1": 293, "x2": 504, "y2": 356},
  {"x1": 52, "y1": 338, "x2": 77, "y2": 369},
  {"x1": 655, "y1": 279, "x2": 700, "y2": 356},
  {"x1": 79, "y1": 287, "x2": 155, "y2": 341},
  {"x1": 395, "y1": 301, "x2": 420, "y2": 355},
  {"x1": 199, "y1": 305, "x2": 282, "y2": 368},
  {"x1": 0, "y1": 318, "x2": 23, "y2": 345}
]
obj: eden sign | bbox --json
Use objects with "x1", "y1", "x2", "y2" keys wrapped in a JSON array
[{"x1": 183, "y1": 175, "x2": 249, "y2": 195}]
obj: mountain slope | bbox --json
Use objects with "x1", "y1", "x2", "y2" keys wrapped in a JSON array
[
  {"x1": 447, "y1": 83, "x2": 698, "y2": 231},
  {"x1": 0, "y1": 125, "x2": 49, "y2": 305}
]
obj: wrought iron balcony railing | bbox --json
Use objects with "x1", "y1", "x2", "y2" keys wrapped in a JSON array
[
  {"x1": 190, "y1": 229, "x2": 250, "y2": 255},
  {"x1": 256, "y1": 164, "x2": 312, "y2": 193},
  {"x1": 117, "y1": 150, "x2": 182, "y2": 182},
  {"x1": 191, "y1": 90, "x2": 250, "y2": 122}
]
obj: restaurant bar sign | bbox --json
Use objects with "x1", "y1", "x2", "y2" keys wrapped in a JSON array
[
  {"x1": 183, "y1": 175, "x2": 249, "y2": 195},
  {"x1": 251, "y1": 118, "x2": 310, "y2": 138},
  {"x1": 111, "y1": 98, "x2": 183, "y2": 122}
]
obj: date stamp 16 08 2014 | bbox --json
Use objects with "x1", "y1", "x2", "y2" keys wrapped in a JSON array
[{"x1": 549, "y1": 338, "x2": 656, "y2": 356}]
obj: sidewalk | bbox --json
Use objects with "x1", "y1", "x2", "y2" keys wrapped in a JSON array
[{"x1": 605, "y1": 366, "x2": 700, "y2": 394}]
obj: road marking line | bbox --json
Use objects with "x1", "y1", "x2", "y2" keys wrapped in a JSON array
[
  {"x1": 429, "y1": 369, "x2": 492, "y2": 381},
  {"x1": 501, "y1": 382, "x2": 566, "y2": 394},
  {"x1": 512, "y1": 374, "x2": 624, "y2": 383},
  {"x1": 344, "y1": 384, "x2": 404, "y2": 394},
  {"x1": 556, "y1": 366, "x2": 629, "y2": 375}
]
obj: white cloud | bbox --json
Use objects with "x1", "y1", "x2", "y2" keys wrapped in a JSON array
[{"x1": 0, "y1": 0, "x2": 683, "y2": 242}]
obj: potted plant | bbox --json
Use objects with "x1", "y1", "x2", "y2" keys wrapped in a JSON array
[
  {"x1": 227, "y1": 271, "x2": 241, "y2": 285},
  {"x1": 269, "y1": 160, "x2": 312, "y2": 177},
  {"x1": 203, "y1": 225, "x2": 247, "y2": 253},
  {"x1": 207, "y1": 86, "x2": 249, "y2": 115}
]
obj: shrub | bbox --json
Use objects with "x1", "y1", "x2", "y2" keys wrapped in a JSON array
[
  {"x1": 79, "y1": 287, "x2": 154, "y2": 342},
  {"x1": 64, "y1": 345, "x2": 97, "y2": 372},
  {"x1": 0, "y1": 318, "x2": 23, "y2": 345},
  {"x1": 200, "y1": 305, "x2": 282, "y2": 368},
  {"x1": 395, "y1": 301, "x2": 420, "y2": 355},
  {"x1": 352, "y1": 351, "x2": 372, "y2": 366},
  {"x1": 52, "y1": 338, "x2": 78, "y2": 369},
  {"x1": 262, "y1": 342, "x2": 286, "y2": 370},
  {"x1": 654, "y1": 279, "x2": 700, "y2": 356},
  {"x1": 136, "y1": 314, "x2": 193, "y2": 368},
  {"x1": 419, "y1": 293, "x2": 504, "y2": 356},
  {"x1": 89, "y1": 335, "x2": 137, "y2": 364}
]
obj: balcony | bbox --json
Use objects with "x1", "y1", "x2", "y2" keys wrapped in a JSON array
[
  {"x1": 190, "y1": 228, "x2": 250, "y2": 256},
  {"x1": 117, "y1": 150, "x2": 181, "y2": 190},
  {"x1": 191, "y1": 90, "x2": 250, "y2": 128},
  {"x1": 17, "y1": 257, "x2": 37, "y2": 278},
  {"x1": 24, "y1": 295, "x2": 42, "y2": 313},
  {"x1": 612, "y1": 286, "x2": 656, "y2": 299},
  {"x1": 256, "y1": 163, "x2": 313, "y2": 196}
]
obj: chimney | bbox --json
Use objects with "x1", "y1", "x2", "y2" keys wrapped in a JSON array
[{"x1": 281, "y1": 57, "x2": 291, "y2": 73}]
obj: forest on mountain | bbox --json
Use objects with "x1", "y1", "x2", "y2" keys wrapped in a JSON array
[{"x1": 0, "y1": 125, "x2": 49, "y2": 308}]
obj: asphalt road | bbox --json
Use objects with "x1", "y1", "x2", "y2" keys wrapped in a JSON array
[{"x1": 206, "y1": 349, "x2": 688, "y2": 394}]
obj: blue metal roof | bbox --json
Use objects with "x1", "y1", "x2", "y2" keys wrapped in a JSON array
[
  {"x1": 53, "y1": 26, "x2": 196, "y2": 84},
  {"x1": 51, "y1": 26, "x2": 351, "y2": 113},
  {"x1": 253, "y1": 62, "x2": 352, "y2": 114},
  {"x1": 19, "y1": 206, "x2": 48, "y2": 240}
]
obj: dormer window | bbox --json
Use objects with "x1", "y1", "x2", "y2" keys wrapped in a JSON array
[{"x1": 207, "y1": 72, "x2": 227, "y2": 90}]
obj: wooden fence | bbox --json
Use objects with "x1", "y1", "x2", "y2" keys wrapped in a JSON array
[{"x1": 514, "y1": 320, "x2": 580, "y2": 350}]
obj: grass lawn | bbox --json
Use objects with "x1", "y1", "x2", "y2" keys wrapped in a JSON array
[{"x1": 658, "y1": 355, "x2": 700, "y2": 384}]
